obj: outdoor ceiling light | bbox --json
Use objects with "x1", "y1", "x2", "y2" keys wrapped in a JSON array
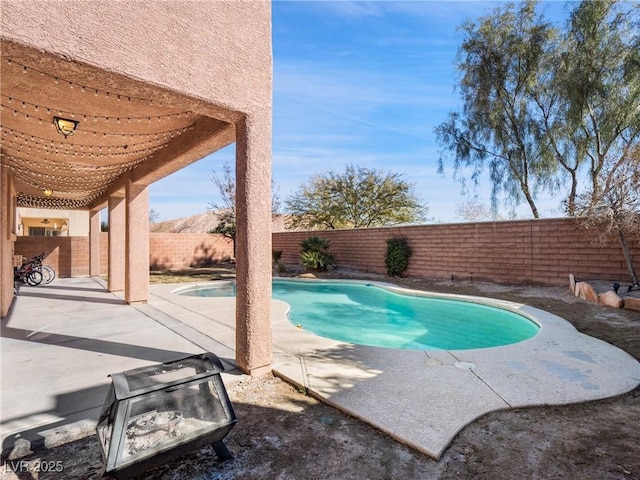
[
  {"x1": 43, "y1": 188, "x2": 53, "y2": 197},
  {"x1": 53, "y1": 116, "x2": 79, "y2": 138}
]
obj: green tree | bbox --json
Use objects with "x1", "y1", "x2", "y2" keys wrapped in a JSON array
[
  {"x1": 437, "y1": 1, "x2": 640, "y2": 219},
  {"x1": 436, "y1": 0, "x2": 557, "y2": 218},
  {"x1": 285, "y1": 165, "x2": 427, "y2": 230},
  {"x1": 209, "y1": 162, "x2": 237, "y2": 255},
  {"x1": 209, "y1": 161, "x2": 281, "y2": 257},
  {"x1": 551, "y1": 0, "x2": 640, "y2": 213}
]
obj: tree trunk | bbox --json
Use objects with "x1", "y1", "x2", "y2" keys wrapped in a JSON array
[
  {"x1": 617, "y1": 228, "x2": 639, "y2": 285},
  {"x1": 565, "y1": 174, "x2": 578, "y2": 216},
  {"x1": 522, "y1": 187, "x2": 540, "y2": 218}
]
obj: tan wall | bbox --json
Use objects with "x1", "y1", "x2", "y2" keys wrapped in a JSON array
[
  {"x1": 14, "y1": 218, "x2": 639, "y2": 286},
  {"x1": 14, "y1": 236, "x2": 93, "y2": 278},
  {"x1": 15, "y1": 233, "x2": 233, "y2": 276},
  {"x1": 149, "y1": 233, "x2": 233, "y2": 270},
  {"x1": 273, "y1": 218, "x2": 640, "y2": 286}
]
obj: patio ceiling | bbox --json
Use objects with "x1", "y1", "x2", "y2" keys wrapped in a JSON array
[{"x1": 1, "y1": 41, "x2": 234, "y2": 211}]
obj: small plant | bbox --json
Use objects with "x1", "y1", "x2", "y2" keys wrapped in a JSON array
[
  {"x1": 272, "y1": 250, "x2": 284, "y2": 275},
  {"x1": 300, "y1": 250, "x2": 335, "y2": 271},
  {"x1": 300, "y1": 236, "x2": 335, "y2": 272},
  {"x1": 300, "y1": 236, "x2": 331, "y2": 253},
  {"x1": 385, "y1": 237, "x2": 412, "y2": 276}
]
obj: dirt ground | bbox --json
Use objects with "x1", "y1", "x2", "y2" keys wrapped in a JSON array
[{"x1": 2, "y1": 267, "x2": 639, "y2": 480}]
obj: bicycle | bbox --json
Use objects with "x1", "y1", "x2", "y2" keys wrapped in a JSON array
[
  {"x1": 29, "y1": 252, "x2": 56, "y2": 285},
  {"x1": 14, "y1": 261, "x2": 43, "y2": 286}
]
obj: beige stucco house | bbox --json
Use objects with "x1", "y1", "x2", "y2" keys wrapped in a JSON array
[
  {"x1": 16, "y1": 207, "x2": 89, "y2": 236},
  {"x1": 1, "y1": 1, "x2": 273, "y2": 375}
]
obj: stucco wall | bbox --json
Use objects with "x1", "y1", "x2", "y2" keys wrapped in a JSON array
[
  {"x1": 17, "y1": 208, "x2": 90, "y2": 236},
  {"x1": 273, "y1": 218, "x2": 640, "y2": 286},
  {"x1": 1, "y1": 1, "x2": 272, "y2": 114}
]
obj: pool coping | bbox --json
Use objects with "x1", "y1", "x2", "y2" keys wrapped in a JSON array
[{"x1": 153, "y1": 278, "x2": 640, "y2": 459}]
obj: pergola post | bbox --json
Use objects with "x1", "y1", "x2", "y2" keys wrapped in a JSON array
[
  {"x1": 0, "y1": 165, "x2": 15, "y2": 318},
  {"x1": 108, "y1": 194, "x2": 125, "y2": 292},
  {"x1": 89, "y1": 209, "x2": 101, "y2": 277},
  {"x1": 124, "y1": 179, "x2": 149, "y2": 304},
  {"x1": 234, "y1": 113, "x2": 272, "y2": 376}
]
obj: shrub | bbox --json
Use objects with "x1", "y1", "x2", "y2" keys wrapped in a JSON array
[
  {"x1": 300, "y1": 236, "x2": 335, "y2": 271},
  {"x1": 385, "y1": 237, "x2": 411, "y2": 276},
  {"x1": 300, "y1": 250, "x2": 335, "y2": 272},
  {"x1": 300, "y1": 236, "x2": 331, "y2": 253}
]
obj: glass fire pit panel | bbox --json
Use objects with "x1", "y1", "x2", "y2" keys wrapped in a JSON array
[
  {"x1": 123, "y1": 357, "x2": 214, "y2": 394},
  {"x1": 118, "y1": 378, "x2": 231, "y2": 465}
]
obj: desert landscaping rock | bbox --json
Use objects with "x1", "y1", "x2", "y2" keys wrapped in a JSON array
[
  {"x1": 569, "y1": 273, "x2": 576, "y2": 295},
  {"x1": 598, "y1": 290, "x2": 623, "y2": 308},
  {"x1": 624, "y1": 297, "x2": 640, "y2": 312},
  {"x1": 576, "y1": 280, "x2": 599, "y2": 302}
]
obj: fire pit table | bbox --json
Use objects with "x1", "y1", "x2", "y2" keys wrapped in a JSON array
[{"x1": 97, "y1": 352, "x2": 237, "y2": 479}]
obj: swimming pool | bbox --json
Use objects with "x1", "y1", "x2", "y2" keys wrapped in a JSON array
[{"x1": 177, "y1": 279, "x2": 540, "y2": 350}]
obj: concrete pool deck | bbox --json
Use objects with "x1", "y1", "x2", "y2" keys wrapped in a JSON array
[{"x1": 2, "y1": 277, "x2": 639, "y2": 461}]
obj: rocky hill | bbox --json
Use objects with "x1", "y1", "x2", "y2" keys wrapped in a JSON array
[{"x1": 151, "y1": 212, "x2": 286, "y2": 233}]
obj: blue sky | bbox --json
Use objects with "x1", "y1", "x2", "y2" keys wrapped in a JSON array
[{"x1": 150, "y1": 1, "x2": 571, "y2": 223}]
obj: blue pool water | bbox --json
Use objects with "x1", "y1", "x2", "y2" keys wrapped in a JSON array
[{"x1": 178, "y1": 279, "x2": 540, "y2": 350}]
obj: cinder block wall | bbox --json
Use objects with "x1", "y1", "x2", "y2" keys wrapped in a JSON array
[
  {"x1": 149, "y1": 233, "x2": 233, "y2": 270},
  {"x1": 273, "y1": 218, "x2": 640, "y2": 286},
  {"x1": 14, "y1": 218, "x2": 639, "y2": 286},
  {"x1": 15, "y1": 233, "x2": 233, "y2": 276},
  {"x1": 13, "y1": 236, "x2": 92, "y2": 278}
]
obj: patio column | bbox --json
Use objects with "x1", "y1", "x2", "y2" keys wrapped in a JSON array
[
  {"x1": 0, "y1": 165, "x2": 15, "y2": 318},
  {"x1": 89, "y1": 209, "x2": 101, "y2": 277},
  {"x1": 108, "y1": 194, "x2": 125, "y2": 292},
  {"x1": 124, "y1": 179, "x2": 149, "y2": 304},
  {"x1": 235, "y1": 113, "x2": 272, "y2": 376}
]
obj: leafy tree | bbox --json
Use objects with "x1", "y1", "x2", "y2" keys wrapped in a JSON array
[
  {"x1": 436, "y1": 0, "x2": 557, "y2": 218},
  {"x1": 209, "y1": 162, "x2": 237, "y2": 255},
  {"x1": 575, "y1": 151, "x2": 640, "y2": 285},
  {"x1": 285, "y1": 164, "x2": 427, "y2": 230},
  {"x1": 209, "y1": 161, "x2": 281, "y2": 257},
  {"x1": 552, "y1": 0, "x2": 640, "y2": 213},
  {"x1": 437, "y1": 0, "x2": 640, "y2": 219}
]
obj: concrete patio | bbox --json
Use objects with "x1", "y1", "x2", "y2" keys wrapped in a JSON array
[{"x1": 2, "y1": 277, "x2": 639, "y2": 463}]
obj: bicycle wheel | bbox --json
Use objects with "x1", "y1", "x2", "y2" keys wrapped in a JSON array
[
  {"x1": 41, "y1": 265, "x2": 56, "y2": 284},
  {"x1": 26, "y1": 270, "x2": 43, "y2": 286}
]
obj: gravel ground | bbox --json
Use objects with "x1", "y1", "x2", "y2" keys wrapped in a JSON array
[{"x1": 1, "y1": 269, "x2": 639, "y2": 480}]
